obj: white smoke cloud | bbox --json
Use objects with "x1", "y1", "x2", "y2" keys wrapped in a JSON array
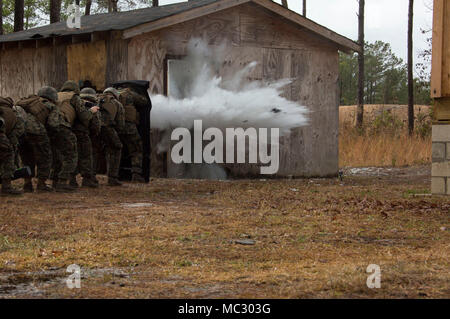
[{"x1": 150, "y1": 38, "x2": 309, "y2": 136}]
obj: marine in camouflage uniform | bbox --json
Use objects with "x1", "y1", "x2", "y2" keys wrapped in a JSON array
[
  {"x1": 99, "y1": 87, "x2": 124, "y2": 186},
  {"x1": 117, "y1": 87, "x2": 146, "y2": 183},
  {"x1": 0, "y1": 97, "x2": 24, "y2": 195},
  {"x1": 79, "y1": 87, "x2": 102, "y2": 187},
  {"x1": 50, "y1": 81, "x2": 86, "y2": 192},
  {"x1": 17, "y1": 88, "x2": 60, "y2": 192},
  {"x1": 69, "y1": 87, "x2": 100, "y2": 189}
]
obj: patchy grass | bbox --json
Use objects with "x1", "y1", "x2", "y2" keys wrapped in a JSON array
[{"x1": 0, "y1": 170, "x2": 449, "y2": 299}]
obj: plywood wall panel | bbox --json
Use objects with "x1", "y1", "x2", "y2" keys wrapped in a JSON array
[
  {"x1": 52, "y1": 45, "x2": 68, "y2": 91},
  {"x1": 160, "y1": 7, "x2": 240, "y2": 55},
  {"x1": 239, "y1": 3, "x2": 333, "y2": 52},
  {"x1": 106, "y1": 37, "x2": 129, "y2": 88},
  {"x1": 33, "y1": 46, "x2": 54, "y2": 91},
  {"x1": 128, "y1": 34, "x2": 166, "y2": 95},
  {"x1": 1, "y1": 48, "x2": 34, "y2": 100},
  {"x1": 67, "y1": 41, "x2": 107, "y2": 90}
]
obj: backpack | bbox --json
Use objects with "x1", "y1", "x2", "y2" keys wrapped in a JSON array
[
  {"x1": 0, "y1": 96, "x2": 14, "y2": 108},
  {"x1": 16, "y1": 95, "x2": 50, "y2": 125}
]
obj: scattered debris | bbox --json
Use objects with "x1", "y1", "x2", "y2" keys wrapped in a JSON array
[
  {"x1": 121, "y1": 202, "x2": 153, "y2": 208},
  {"x1": 234, "y1": 239, "x2": 256, "y2": 246}
]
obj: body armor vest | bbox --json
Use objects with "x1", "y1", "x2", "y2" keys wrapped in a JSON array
[
  {"x1": 16, "y1": 95, "x2": 50, "y2": 125},
  {"x1": 57, "y1": 92, "x2": 76, "y2": 126},
  {"x1": 123, "y1": 104, "x2": 138, "y2": 124},
  {"x1": 0, "y1": 106, "x2": 17, "y2": 135}
]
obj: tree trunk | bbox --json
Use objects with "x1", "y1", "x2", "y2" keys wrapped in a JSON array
[
  {"x1": 0, "y1": 0, "x2": 3, "y2": 35},
  {"x1": 85, "y1": 0, "x2": 92, "y2": 15},
  {"x1": 281, "y1": 0, "x2": 288, "y2": 8},
  {"x1": 303, "y1": 0, "x2": 306, "y2": 16},
  {"x1": 356, "y1": 0, "x2": 365, "y2": 129},
  {"x1": 153, "y1": 0, "x2": 159, "y2": 7},
  {"x1": 408, "y1": 0, "x2": 414, "y2": 135},
  {"x1": 50, "y1": 0, "x2": 61, "y2": 24},
  {"x1": 14, "y1": 0, "x2": 24, "y2": 32},
  {"x1": 109, "y1": 0, "x2": 118, "y2": 12}
]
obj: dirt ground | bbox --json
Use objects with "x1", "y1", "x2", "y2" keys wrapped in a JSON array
[{"x1": 0, "y1": 165, "x2": 449, "y2": 299}]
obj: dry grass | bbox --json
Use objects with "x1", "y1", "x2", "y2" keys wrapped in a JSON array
[
  {"x1": 0, "y1": 172, "x2": 449, "y2": 299},
  {"x1": 339, "y1": 105, "x2": 432, "y2": 168},
  {"x1": 339, "y1": 105, "x2": 432, "y2": 127},
  {"x1": 339, "y1": 127, "x2": 431, "y2": 167}
]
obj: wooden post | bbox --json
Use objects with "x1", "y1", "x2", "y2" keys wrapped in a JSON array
[
  {"x1": 408, "y1": 0, "x2": 414, "y2": 135},
  {"x1": 431, "y1": 0, "x2": 450, "y2": 195}
]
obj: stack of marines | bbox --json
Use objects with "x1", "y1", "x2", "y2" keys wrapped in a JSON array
[{"x1": 0, "y1": 80, "x2": 146, "y2": 196}]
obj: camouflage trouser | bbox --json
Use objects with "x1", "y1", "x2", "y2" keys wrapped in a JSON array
[
  {"x1": 51, "y1": 126, "x2": 78, "y2": 181},
  {"x1": 72, "y1": 130, "x2": 93, "y2": 179},
  {"x1": 91, "y1": 134, "x2": 103, "y2": 176},
  {"x1": 100, "y1": 126, "x2": 122, "y2": 179},
  {"x1": 20, "y1": 133, "x2": 52, "y2": 179},
  {"x1": 119, "y1": 123, "x2": 143, "y2": 175},
  {"x1": 0, "y1": 133, "x2": 15, "y2": 179}
]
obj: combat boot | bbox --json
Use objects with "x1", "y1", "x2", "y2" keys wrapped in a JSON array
[
  {"x1": 1, "y1": 178, "x2": 23, "y2": 196},
  {"x1": 69, "y1": 176, "x2": 79, "y2": 188},
  {"x1": 36, "y1": 178, "x2": 53, "y2": 193},
  {"x1": 23, "y1": 178, "x2": 34, "y2": 193},
  {"x1": 107, "y1": 177, "x2": 122, "y2": 187},
  {"x1": 131, "y1": 173, "x2": 145, "y2": 183},
  {"x1": 92, "y1": 176, "x2": 99, "y2": 186},
  {"x1": 82, "y1": 177, "x2": 99, "y2": 188},
  {"x1": 55, "y1": 179, "x2": 76, "y2": 193}
]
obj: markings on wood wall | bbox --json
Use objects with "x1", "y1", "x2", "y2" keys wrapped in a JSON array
[
  {"x1": 160, "y1": 7, "x2": 240, "y2": 54},
  {"x1": 67, "y1": 41, "x2": 107, "y2": 90},
  {"x1": 33, "y1": 46, "x2": 53, "y2": 93},
  {"x1": 239, "y1": 3, "x2": 332, "y2": 52},
  {"x1": 0, "y1": 48, "x2": 34, "y2": 100},
  {"x1": 106, "y1": 38, "x2": 128, "y2": 87},
  {"x1": 128, "y1": 34, "x2": 166, "y2": 95},
  {"x1": 53, "y1": 45, "x2": 68, "y2": 91}
]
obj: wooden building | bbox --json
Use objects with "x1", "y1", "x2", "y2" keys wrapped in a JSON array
[
  {"x1": 431, "y1": 0, "x2": 450, "y2": 195},
  {"x1": 0, "y1": 0, "x2": 359, "y2": 178}
]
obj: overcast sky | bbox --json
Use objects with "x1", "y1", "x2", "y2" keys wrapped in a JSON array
[{"x1": 159, "y1": 0, "x2": 434, "y2": 63}]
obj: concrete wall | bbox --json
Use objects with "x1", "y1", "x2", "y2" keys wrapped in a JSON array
[{"x1": 432, "y1": 124, "x2": 450, "y2": 195}]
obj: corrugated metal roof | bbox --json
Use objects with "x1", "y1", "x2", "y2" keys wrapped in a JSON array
[{"x1": 0, "y1": 0, "x2": 219, "y2": 43}]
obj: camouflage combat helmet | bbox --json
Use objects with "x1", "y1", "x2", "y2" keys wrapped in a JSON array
[
  {"x1": 80, "y1": 87, "x2": 97, "y2": 103},
  {"x1": 60, "y1": 80, "x2": 80, "y2": 94},
  {"x1": 103, "y1": 87, "x2": 119, "y2": 100},
  {"x1": 37, "y1": 86, "x2": 58, "y2": 103}
]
